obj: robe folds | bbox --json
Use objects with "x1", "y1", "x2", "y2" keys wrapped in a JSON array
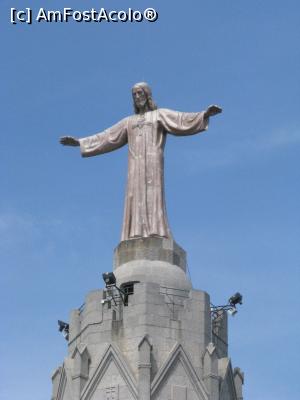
[{"x1": 79, "y1": 108, "x2": 209, "y2": 241}]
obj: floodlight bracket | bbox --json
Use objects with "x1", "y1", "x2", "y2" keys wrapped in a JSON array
[
  {"x1": 104, "y1": 284, "x2": 126, "y2": 305},
  {"x1": 210, "y1": 304, "x2": 238, "y2": 319},
  {"x1": 210, "y1": 292, "x2": 243, "y2": 319},
  {"x1": 102, "y1": 271, "x2": 126, "y2": 305}
]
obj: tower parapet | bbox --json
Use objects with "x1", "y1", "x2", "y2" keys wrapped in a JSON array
[{"x1": 52, "y1": 238, "x2": 243, "y2": 400}]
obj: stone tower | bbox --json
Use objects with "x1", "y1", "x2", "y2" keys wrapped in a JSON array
[{"x1": 51, "y1": 237, "x2": 244, "y2": 400}]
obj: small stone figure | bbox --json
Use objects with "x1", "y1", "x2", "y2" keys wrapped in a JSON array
[{"x1": 60, "y1": 82, "x2": 221, "y2": 241}]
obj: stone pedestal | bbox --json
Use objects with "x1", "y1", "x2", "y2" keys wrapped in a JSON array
[
  {"x1": 113, "y1": 238, "x2": 191, "y2": 290},
  {"x1": 52, "y1": 239, "x2": 243, "y2": 400}
]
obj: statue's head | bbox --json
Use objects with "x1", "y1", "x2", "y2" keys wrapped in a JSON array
[{"x1": 132, "y1": 82, "x2": 157, "y2": 114}]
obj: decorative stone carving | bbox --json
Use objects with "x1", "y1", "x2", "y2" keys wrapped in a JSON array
[
  {"x1": 218, "y1": 358, "x2": 238, "y2": 400},
  {"x1": 233, "y1": 368, "x2": 244, "y2": 400},
  {"x1": 203, "y1": 343, "x2": 219, "y2": 400},
  {"x1": 138, "y1": 335, "x2": 152, "y2": 400},
  {"x1": 151, "y1": 343, "x2": 208, "y2": 400},
  {"x1": 71, "y1": 344, "x2": 91, "y2": 399},
  {"x1": 80, "y1": 344, "x2": 138, "y2": 400},
  {"x1": 51, "y1": 367, "x2": 62, "y2": 400}
]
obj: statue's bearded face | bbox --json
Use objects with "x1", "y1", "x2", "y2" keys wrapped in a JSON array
[{"x1": 132, "y1": 87, "x2": 147, "y2": 110}]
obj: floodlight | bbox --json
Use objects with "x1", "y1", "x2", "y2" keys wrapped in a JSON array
[
  {"x1": 211, "y1": 291, "x2": 243, "y2": 319},
  {"x1": 62, "y1": 331, "x2": 69, "y2": 340},
  {"x1": 228, "y1": 292, "x2": 243, "y2": 307},
  {"x1": 58, "y1": 320, "x2": 69, "y2": 341},
  {"x1": 58, "y1": 320, "x2": 69, "y2": 332},
  {"x1": 102, "y1": 272, "x2": 116, "y2": 287},
  {"x1": 227, "y1": 307, "x2": 238, "y2": 316},
  {"x1": 101, "y1": 271, "x2": 127, "y2": 304}
]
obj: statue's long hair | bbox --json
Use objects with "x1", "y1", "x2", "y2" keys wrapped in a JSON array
[{"x1": 132, "y1": 82, "x2": 157, "y2": 114}]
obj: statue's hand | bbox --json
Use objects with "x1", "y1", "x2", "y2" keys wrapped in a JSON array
[
  {"x1": 204, "y1": 105, "x2": 222, "y2": 118},
  {"x1": 60, "y1": 136, "x2": 80, "y2": 146}
]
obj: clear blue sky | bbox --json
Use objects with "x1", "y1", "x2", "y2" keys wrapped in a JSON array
[{"x1": 1, "y1": 1, "x2": 299, "y2": 399}]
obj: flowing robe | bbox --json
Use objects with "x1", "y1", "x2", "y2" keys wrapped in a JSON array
[{"x1": 79, "y1": 108, "x2": 209, "y2": 241}]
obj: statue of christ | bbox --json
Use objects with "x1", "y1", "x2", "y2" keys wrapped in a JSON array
[{"x1": 60, "y1": 82, "x2": 222, "y2": 241}]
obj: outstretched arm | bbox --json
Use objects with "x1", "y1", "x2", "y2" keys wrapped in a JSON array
[
  {"x1": 59, "y1": 118, "x2": 128, "y2": 157},
  {"x1": 158, "y1": 105, "x2": 222, "y2": 136}
]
